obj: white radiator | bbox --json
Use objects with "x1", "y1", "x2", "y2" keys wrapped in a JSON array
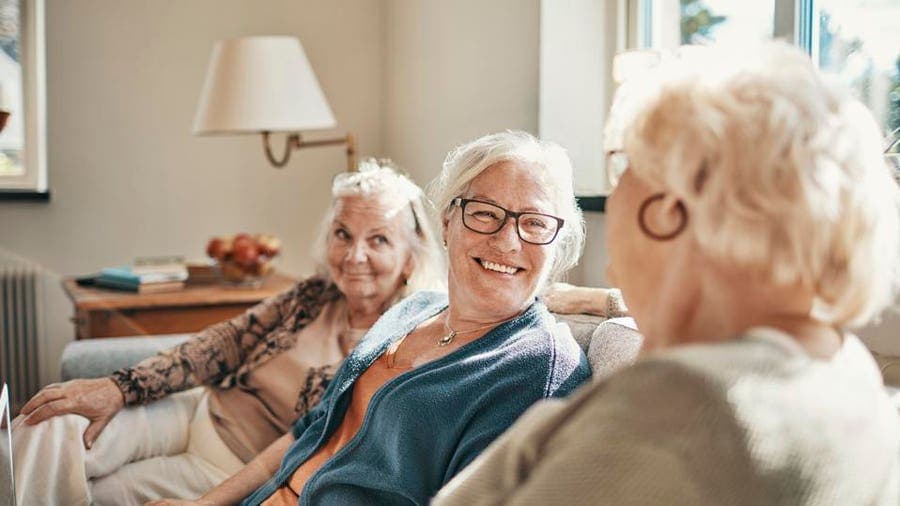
[{"x1": 0, "y1": 263, "x2": 43, "y2": 415}]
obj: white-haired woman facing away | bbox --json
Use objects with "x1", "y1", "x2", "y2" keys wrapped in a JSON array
[{"x1": 435, "y1": 42, "x2": 899, "y2": 505}]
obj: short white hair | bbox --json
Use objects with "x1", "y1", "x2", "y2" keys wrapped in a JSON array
[
  {"x1": 611, "y1": 42, "x2": 899, "y2": 327},
  {"x1": 428, "y1": 130, "x2": 585, "y2": 284},
  {"x1": 311, "y1": 158, "x2": 445, "y2": 295}
]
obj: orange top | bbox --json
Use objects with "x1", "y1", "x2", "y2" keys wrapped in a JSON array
[{"x1": 261, "y1": 344, "x2": 410, "y2": 505}]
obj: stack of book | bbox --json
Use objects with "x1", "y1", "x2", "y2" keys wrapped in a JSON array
[
  {"x1": 95, "y1": 256, "x2": 188, "y2": 293},
  {"x1": 186, "y1": 260, "x2": 218, "y2": 285}
]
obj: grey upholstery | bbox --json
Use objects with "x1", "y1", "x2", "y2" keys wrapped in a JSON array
[
  {"x1": 553, "y1": 314, "x2": 643, "y2": 381},
  {"x1": 60, "y1": 315, "x2": 645, "y2": 381},
  {"x1": 60, "y1": 334, "x2": 190, "y2": 381}
]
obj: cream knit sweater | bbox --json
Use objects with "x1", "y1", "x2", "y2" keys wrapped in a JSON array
[{"x1": 434, "y1": 328, "x2": 899, "y2": 505}]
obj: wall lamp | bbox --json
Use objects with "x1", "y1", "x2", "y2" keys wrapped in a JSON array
[{"x1": 193, "y1": 36, "x2": 356, "y2": 170}]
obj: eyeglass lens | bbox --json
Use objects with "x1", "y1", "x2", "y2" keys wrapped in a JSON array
[{"x1": 461, "y1": 200, "x2": 560, "y2": 245}]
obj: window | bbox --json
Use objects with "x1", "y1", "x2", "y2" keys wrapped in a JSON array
[
  {"x1": 0, "y1": 0, "x2": 46, "y2": 195},
  {"x1": 644, "y1": 0, "x2": 775, "y2": 49},
  {"x1": 817, "y1": 0, "x2": 900, "y2": 137},
  {"x1": 631, "y1": 0, "x2": 900, "y2": 137},
  {"x1": 538, "y1": 0, "x2": 898, "y2": 199}
]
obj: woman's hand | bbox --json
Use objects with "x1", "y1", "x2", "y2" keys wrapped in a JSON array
[
  {"x1": 19, "y1": 377, "x2": 125, "y2": 449},
  {"x1": 543, "y1": 282, "x2": 590, "y2": 314},
  {"x1": 543, "y1": 283, "x2": 628, "y2": 317}
]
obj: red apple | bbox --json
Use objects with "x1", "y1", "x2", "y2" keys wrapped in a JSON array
[
  {"x1": 233, "y1": 234, "x2": 251, "y2": 251},
  {"x1": 220, "y1": 236, "x2": 235, "y2": 259},
  {"x1": 233, "y1": 240, "x2": 260, "y2": 267},
  {"x1": 206, "y1": 236, "x2": 235, "y2": 261},
  {"x1": 206, "y1": 238, "x2": 223, "y2": 258}
]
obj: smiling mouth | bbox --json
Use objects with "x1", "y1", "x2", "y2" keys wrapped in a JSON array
[
  {"x1": 477, "y1": 258, "x2": 521, "y2": 275},
  {"x1": 343, "y1": 272, "x2": 375, "y2": 278}
]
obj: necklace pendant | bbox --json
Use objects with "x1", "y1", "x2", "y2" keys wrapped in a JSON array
[{"x1": 439, "y1": 330, "x2": 456, "y2": 347}]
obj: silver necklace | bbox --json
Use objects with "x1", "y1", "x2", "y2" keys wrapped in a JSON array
[{"x1": 438, "y1": 312, "x2": 519, "y2": 347}]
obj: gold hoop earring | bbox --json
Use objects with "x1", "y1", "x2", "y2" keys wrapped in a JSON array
[{"x1": 637, "y1": 193, "x2": 688, "y2": 241}]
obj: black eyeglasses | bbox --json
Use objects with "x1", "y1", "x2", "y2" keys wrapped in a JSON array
[{"x1": 451, "y1": 198, "x2": 564, "y2": 245}]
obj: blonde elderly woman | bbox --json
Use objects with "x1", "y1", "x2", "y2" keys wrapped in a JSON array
[
  {"x1": 435, "y1": 42, "x2": 900, "y2": 505},
  {"x1": 13, "y1": 160, "x2": 444, "y2": 505},
  {"x1": 148, "y1": 131, "x2": 592, "y2": 506}
]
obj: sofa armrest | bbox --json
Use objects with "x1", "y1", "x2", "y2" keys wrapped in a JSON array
[
  {"x1": 553, "y1": 313, "x2": 644, "y2": 379},
  {"x1": 588, "y1": 317, "x2": 643, "y2": 381},
  {"x1": 60, "y1": 334, "x2": 191, "y2": 381},
  {"x1": 553, "y1": 313, "x2": 606, "y2": 352}
]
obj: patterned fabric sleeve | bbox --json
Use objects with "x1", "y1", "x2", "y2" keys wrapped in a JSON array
[{"x1": 110, "y1": 276, "x2": 339, "y2": 405}]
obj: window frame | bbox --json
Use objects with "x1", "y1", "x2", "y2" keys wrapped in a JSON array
[
  {"x1": 625, "y1": 0, "x2": 897, "y2": 134},
  {"x1": 0, "y1": 0, "x2": 48, "y2": 199},
  {"x1": 540, "y1": 0, "x2": 892, "y2": 207},
  {"x1": 627, "y1": 0, "x2": 817, "y2": 51}
]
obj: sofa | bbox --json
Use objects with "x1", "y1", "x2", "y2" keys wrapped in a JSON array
[
  {"x1": 60, "y1": 318, "x2": 900, "y2": 415},
  {"x1": 55, "y1": 317, "x2": 900, "y2": 491},
  {"x1": 59, "y1": 314, "x2": 644, "y2": 382}
]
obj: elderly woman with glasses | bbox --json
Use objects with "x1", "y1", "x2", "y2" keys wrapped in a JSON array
[
  {"x1": 151, "y1": 131, "x2": 591, "y2": 505},
  {"x1": 434, "y1": 42, "x2": 900, "y2": 505}
]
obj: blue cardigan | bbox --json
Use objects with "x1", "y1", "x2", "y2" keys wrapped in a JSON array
[{"x1": 242, "y1": 291, "x2": 591, "y2": 505}]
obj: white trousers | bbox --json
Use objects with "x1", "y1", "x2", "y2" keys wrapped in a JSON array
[{"x1": 12, "y1": 387, "x2": 244, "y2": 506}]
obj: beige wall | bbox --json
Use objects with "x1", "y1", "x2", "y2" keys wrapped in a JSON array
[
  {"x1": 382, "y1": 0, "x2": 540, "y2": 185},
  {"x1": 0, "y1": 0, "x2": 386, "y2": 384},
  {"x1": 539, "y1": 0, "x2": 617, "y2": 197},
  {"x1": 538, "y1": 0, "x2": 616, "y2": 286}
]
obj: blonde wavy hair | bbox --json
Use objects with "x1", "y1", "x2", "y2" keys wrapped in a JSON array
[
  {"x1": 311, "y1": 158, "x2": 445, "y2": 296},
  {"x1": 428, "y1": 130, "x2": 585, "y2": 285},
  {"x1": 610, "y1": 42, "x2": 899, "y2": 327}
]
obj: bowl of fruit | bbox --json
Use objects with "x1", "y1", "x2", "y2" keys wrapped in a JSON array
[{"x1": 205, "y1": 233, "x2": 282, "y2": 287}]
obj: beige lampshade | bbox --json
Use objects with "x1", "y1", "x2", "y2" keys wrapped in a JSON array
[{"x1": 193, "y1": 36, "x2": 336, "y2": 134}]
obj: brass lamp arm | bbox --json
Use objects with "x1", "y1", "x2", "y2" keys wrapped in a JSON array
[{"x1": 262, "y1": 131, "x2": 357, "y2": 171}]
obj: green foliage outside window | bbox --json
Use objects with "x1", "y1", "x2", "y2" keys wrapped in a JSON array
[
  {"x1": 889, "y1": 56, "x2": 900, "y2": 133},
  {"x1": 680, "y1": 0, "x2": 727, "y2": 44}
]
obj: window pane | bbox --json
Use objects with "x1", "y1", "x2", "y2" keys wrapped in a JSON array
[
  {"x1": 650, "y1": 0, "x2": 775, "y2": 49},
  {"x1": 817, "y1": 0, "x2": 900, "y2": 137},
  {"x1": 0, "y1": 0, "x2": 24, "y2": 177}
]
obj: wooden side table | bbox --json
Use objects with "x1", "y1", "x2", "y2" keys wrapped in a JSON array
[{"x1": 62, "y1": 273, "x2": 297, "y2": 339}]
